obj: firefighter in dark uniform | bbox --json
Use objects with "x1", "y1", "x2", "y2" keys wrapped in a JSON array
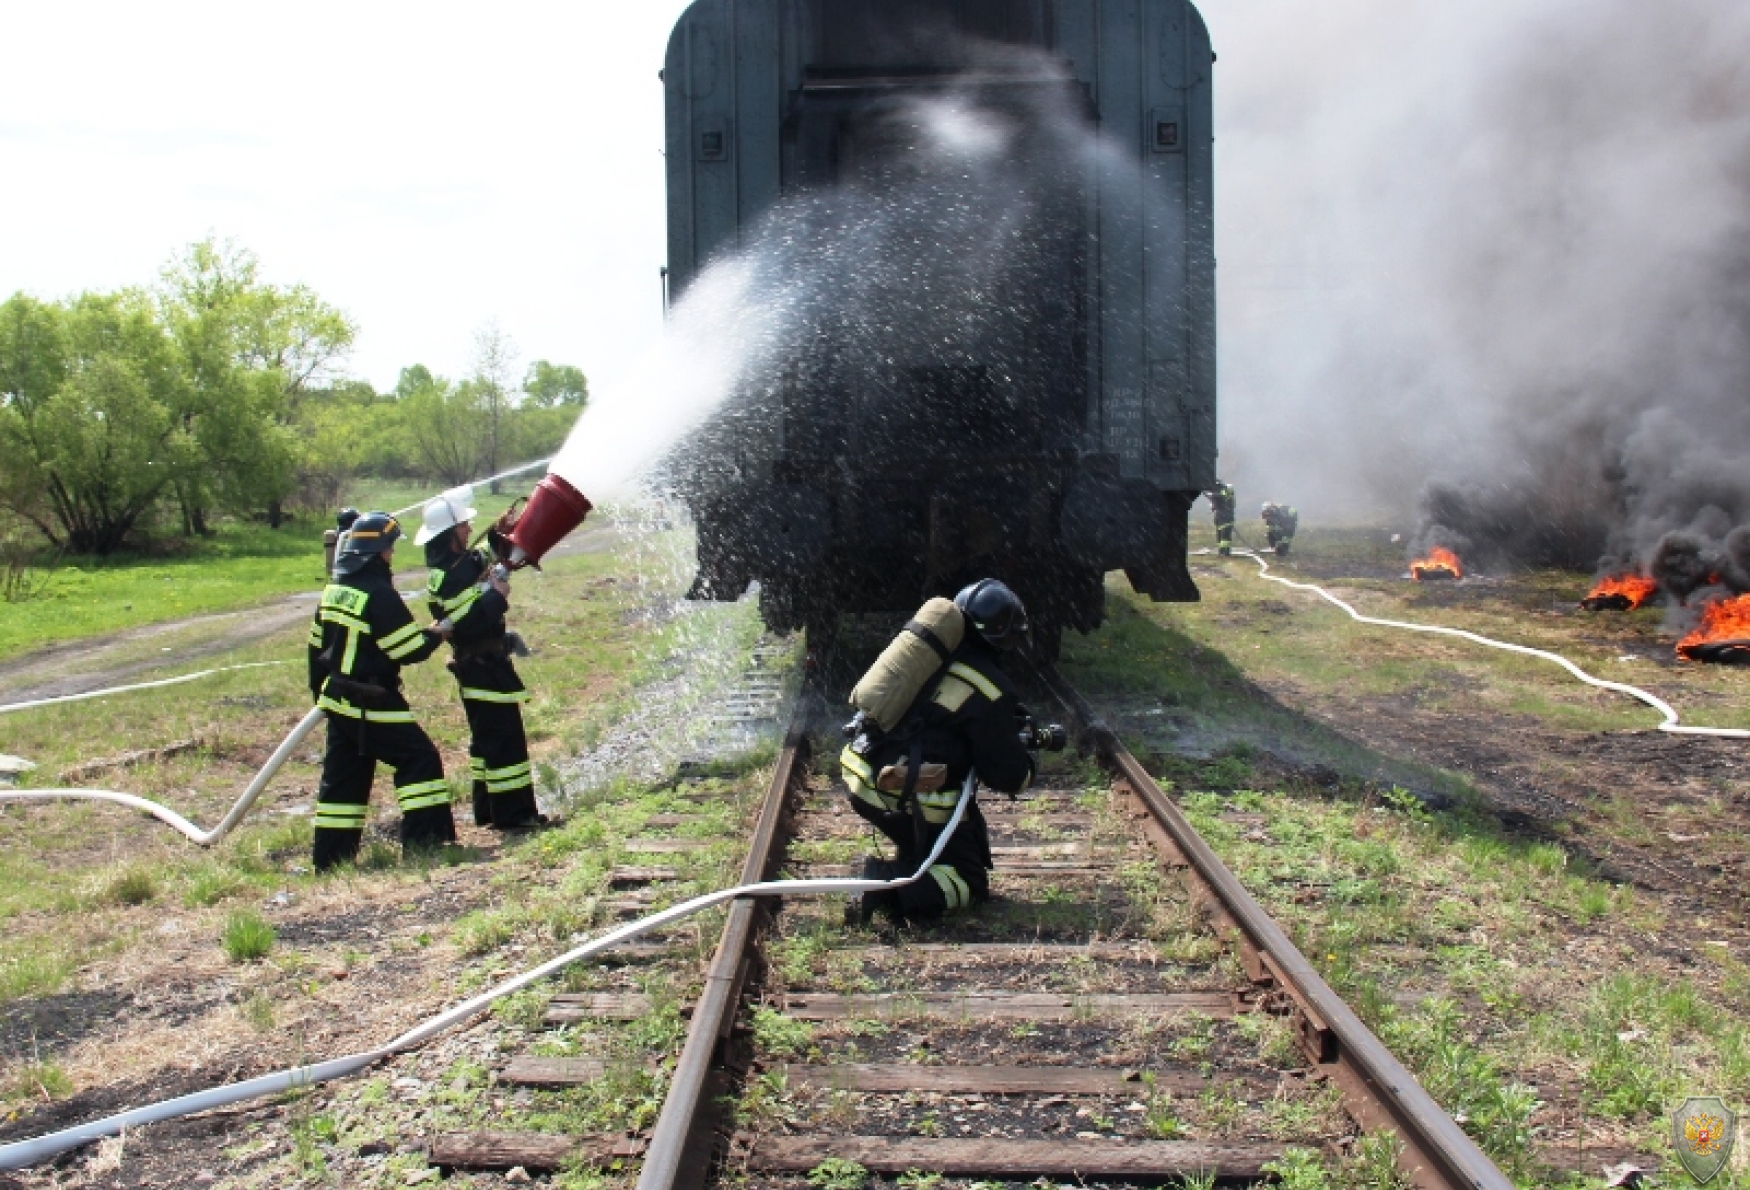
[
  {"x1": 416, "y1": 486, "x2": 544, "y2": 830},
  {"x1": 1262, "y1": 502, "x2": 1299, "y2": 558},
  {"x1": 1205, "y1": 482, "x2": 1236, "y2": 556},
  {"x1": 306, "y1": 512, "x2": 456, "y2": 870},
  {"x1": 840, "y1": 579, "x2": 1044, "y2": 924}
]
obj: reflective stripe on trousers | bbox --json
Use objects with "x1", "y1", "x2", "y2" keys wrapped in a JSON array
[
  {"x1": 395, "y1": 778, "x2": 452, "y2": 812},
  {"x1": 313, "y1": 802, "x2": 369, "y2": 831},
  {"x1": 481, "y1": 760, "x2": 532, "y2": 793},
  {"x1": 460, "y1": 687, "x2": 530, "y2": 704},
  {"x1": 928, "y1": 864, "x2": 973, "y2": 911}
]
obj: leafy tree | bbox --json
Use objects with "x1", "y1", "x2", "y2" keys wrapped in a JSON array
[
  {"x1": 394, "y1": 364, "x2": 434, "y2": 399},
  {"x1": 292, "y1": 378, "x2": 380, "y2": 513},
  {"x1": 400, "y1": 371, "x2": 487, "y2": 485},
  {"x1": 523, "y1": 360, "x2": 588, "y2": 409},
  {"x1": 158, "y1": 238, "x2": 355, "y2": 530},
  {"x1": 0, "y1": 292, "x2": 195, "y2": 553},
  {"x1": 0, "y1": 295, "x2": 70, "y2": 538},
  {"x1": 469, "y1": 323, "x2": 518, "y2": 492}
]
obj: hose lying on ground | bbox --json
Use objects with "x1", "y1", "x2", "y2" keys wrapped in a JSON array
[
  {"x1": 0, "y1": 661, "x2": 292, "y2": 716},
  {"x1": 0, "y1": 707, "x2": 325, "y2": 845},
  {"x1": 0, "y1": 770, "x2": 977, "y2": 1171},
  {"x1": 1230, "y1": 550, "x2": 1750, "y2": 740}
]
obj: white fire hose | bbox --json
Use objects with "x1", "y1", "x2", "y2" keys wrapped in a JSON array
[
  {"x1": 0, "y1": 706, "x2": 326, "y2": 845},
  {"x1": 0, "y1": 771, "x2": 978, "y2": 1171},
  {"x1": 0, "y1": 661, "x2": 291, "y2": 717},
  {"x1": 1229, "y1": 550, "x2": 1750, "y2": 740},
  {"x1": 388, "y1": 457, "x2": 554, "y2": 518}
]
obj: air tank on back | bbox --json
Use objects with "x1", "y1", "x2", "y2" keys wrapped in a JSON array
[{"x1": 662, "y1": 0, "x2": 1217, "y2": 658}]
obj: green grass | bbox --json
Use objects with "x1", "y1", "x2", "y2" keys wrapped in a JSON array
[
  {"x1": 97, "y1": 866, "x2": 160, "y2": 906},
  {"x1": 0, "y1": 521, "x2": 324, "y2": 660},
  {"x1": 0, "y1": 480, "x2": 539, "y2": 661},
  {"x1": 221, "y1": 909, "x2": 277, "y2": 962}
]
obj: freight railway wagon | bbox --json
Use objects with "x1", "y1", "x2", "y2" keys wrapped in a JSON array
[{"x1": 664, "y1": 0, "x2": 1216, "y2": 657}]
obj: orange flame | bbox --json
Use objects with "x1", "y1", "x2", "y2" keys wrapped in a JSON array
[
  {"x1": 1584, "y1": 572, "x2": 1658, "y2": 610},
  {"x1": 1411, "y1": 546, "x2": 1464, "y2": 581},
  {"x1": 1678, "y1": 594, "x2": 1750, "y2": 660}
]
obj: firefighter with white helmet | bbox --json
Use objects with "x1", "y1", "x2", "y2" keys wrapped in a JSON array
[{"x1": 418, "y1": 487, "x2": 545, "y2": 830}]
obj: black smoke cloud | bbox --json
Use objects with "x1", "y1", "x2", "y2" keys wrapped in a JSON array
[{"x1": 1213, "y1": 0, "x2": 1750, "y2": 588}]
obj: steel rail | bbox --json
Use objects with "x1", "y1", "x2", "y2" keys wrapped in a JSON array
[
  {"x1": 1032, "y1": 664, "x2": 1514, "y2": 1190},
  {"x1": 637, "y1": 709, "x2": 812, "y2": 1190}
]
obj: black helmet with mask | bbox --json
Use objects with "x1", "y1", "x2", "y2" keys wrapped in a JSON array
[{"x1": 954, "y1": 579, "x2": 1029, "y2": 650}]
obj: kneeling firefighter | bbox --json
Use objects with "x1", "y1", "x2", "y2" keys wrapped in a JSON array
[
  {"x1": 307, "y1": 512, "x2": 456, "y2": 870},
  {"x1": 417, "y1": 487, "x2": 544, "y2": 830},
  {"x1": 839, "y1": 580, "x2": 1066, "y2": 924},
  {"x1": 1262, "y1": 502, "x2": 1299, "y2": 558}
]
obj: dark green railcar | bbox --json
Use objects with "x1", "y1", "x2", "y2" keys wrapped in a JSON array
[{"x1": 664, "y1": 0, "x2": 1216, "y2": 657}]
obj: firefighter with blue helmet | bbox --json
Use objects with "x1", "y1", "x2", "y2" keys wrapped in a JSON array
[
  {"x1": 306, "y1": 511, "x2": 456, "y2": 870},
  {"x1": 843, "y1": 579, "x2": 1043, "y2": 925},
  {"x1": 417, "y1": 487, "x2": 545, "y2": 830}
]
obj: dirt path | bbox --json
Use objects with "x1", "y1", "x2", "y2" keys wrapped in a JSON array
[{"x1": 0, "y1": 526, "x2": 620, "y2": 707}]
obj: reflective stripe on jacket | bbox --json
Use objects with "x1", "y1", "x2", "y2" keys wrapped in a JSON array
[{"x1": 306, "y1": 560, "x2": 441, "y2": 715}]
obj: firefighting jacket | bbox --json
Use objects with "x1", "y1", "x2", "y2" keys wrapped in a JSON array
[
  {"x1": 841, "y1": 636, "x2": 1035, "y2": 826},
  {"x1": 306, "y1": 558, "x2": 443, "y2": 721},
  {"x1": 1207, "y1": 484, "x2": 1236, "y2": 524},
  {"x1": 422, "y1": 538, "x2": 528, "y2": 704},
  {"x1": 423, "y1": 539, "x2": 509, "y2": 649}
]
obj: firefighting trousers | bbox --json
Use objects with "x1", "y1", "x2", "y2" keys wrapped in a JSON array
[
  {"x1": 462, "y1": 697, "x2": 538, "y2": 827},
  {"x1": 848, "y1": 795, "x2": 990, "y2": 919},
  {"x1": 451, "y1": 654, "x2": 538, "y2": 828},
  {"x1": 311, "y1": 710, "x2": 455, "y2": 870}
]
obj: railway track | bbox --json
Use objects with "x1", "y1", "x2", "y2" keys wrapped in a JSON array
[{"x1": 439, "y1": 664, "x2": 1514, "y2": 1190}]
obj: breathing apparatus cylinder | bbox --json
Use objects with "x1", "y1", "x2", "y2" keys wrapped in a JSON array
[{"x1": 849, "y1": 597, "x2": 967, "y2": 733}]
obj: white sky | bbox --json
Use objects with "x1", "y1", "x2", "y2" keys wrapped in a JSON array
[{"x1": 0, "y1": 1, "x2": 694, "y2": 393}]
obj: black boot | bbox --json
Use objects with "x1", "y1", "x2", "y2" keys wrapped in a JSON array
[
  {"x1": 853, "y1": 856, "x2": 907, "y2": 926},
  {"x1": 472, "y1": 781, "x2": 493, "y2": 827},
  {"x1": 487, "y1": 787, "x2": 548, "y2": 831},
  {"x1": 401, "y1": 803, "x2": 458, "y2": 853},
  {"x1": 312, "y1": 827, "x2": 363, "y2": 872}
]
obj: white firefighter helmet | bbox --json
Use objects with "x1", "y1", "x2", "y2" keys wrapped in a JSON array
[{"x1": 414, "y1": 485, "x2": 479, "y2": 545}]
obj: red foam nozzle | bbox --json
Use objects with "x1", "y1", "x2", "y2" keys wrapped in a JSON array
[{"x1": 508, "y1": 473, "x2": 592, "y2": 568}]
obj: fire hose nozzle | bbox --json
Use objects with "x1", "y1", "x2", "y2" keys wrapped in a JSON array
[
  {"x1": 1021, "y1": 724, "x2": 1069, "y2": 753},
  {"x1": 505, "y1": 474, "x2": 592, "y2": 570}
]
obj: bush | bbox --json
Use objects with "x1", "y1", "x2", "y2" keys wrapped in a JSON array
[{"x1": 222, "y1": 910, "x2": 276, "y2": 962}]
